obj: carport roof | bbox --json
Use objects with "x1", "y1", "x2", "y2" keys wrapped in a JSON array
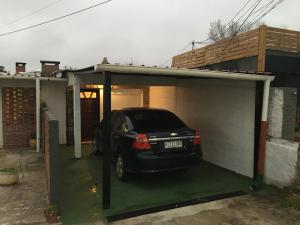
[{"x1": 74, "y1": 64, "x2": 274, "y2": 82}]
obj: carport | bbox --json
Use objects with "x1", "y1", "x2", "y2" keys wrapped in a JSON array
[{"x1": 67, "y1": 64, "x2": 273, "y2": 220}]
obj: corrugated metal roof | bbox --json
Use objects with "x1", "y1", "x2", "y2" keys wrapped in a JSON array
[
  {"x1": 90, "y1": 64, "x2": 275, "y2": 82},
  {"x1": 0, "y1": 71, "x2": 41, "y2": 78}
]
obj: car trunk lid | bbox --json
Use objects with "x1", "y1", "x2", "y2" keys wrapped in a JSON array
[{"x1": 146, "y1": 129, "x2": 195, "y2": 154}]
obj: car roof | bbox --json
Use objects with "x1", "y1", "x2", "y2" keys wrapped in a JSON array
[{"x1": 113, "y1": 107, "x2": 171, "y2": 113}]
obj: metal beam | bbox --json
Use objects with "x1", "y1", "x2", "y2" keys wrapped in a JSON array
[
  {"x1": 94, "y1": 64, "x2": 274, "y2": 82},
  {"x1": 73, "y1": 77, "x2": 81, "y2": 158},
  {"x1": 102, "y1": 71, "x2": 111, "y2": 209},
  {"x1": 256, "y1": 79, "x2": 271, "y2": 187}
]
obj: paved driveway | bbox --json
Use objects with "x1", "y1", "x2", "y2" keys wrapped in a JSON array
[
  {"x1": 0, "y1": 149, "x2": 49, "y2": 225},
  {"x1": 109, "y1": 194, "x2": 300, "y2": 225},
  {"x1": 1, "y1": 148, "x2": 299, "y2": 225}
]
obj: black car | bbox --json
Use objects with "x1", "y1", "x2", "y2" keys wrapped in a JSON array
[{"x1": 92, "y1": 108, "x2": 202, "y2": 181}]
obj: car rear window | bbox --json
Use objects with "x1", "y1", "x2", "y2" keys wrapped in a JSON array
[{"x1": 126, "y1": 110, "x2": 186, "y2": 132}]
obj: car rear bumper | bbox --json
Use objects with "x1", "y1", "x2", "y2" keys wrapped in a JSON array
[{"x1": 127, "y1": 149, "x2": 202, "y2": 173}]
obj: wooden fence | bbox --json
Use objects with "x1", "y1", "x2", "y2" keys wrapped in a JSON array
[
  {"x1": 172, "y1": 26, "x2": 300, "y2": 71},
  {"x1": 266, "y1": 27, "x2": 300, "y2": 53}
]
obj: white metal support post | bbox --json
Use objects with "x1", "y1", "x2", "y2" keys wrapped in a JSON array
[
  {"x1": 73, "y1": 77, "x2": 81, "y2": 158},
  {"x1": 36, "y1": 78, "x2": 40, "y2": 152},
  {"x1": 256, "y1": 79, "x2": 271, "y2": 185}
]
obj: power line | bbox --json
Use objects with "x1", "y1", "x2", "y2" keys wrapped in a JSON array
[
  {"x1": 239, "y1": 0, "x2": 278, "y2": 25},
  {"x1": 159, "y1": 0, "x2": 280, "y2": 67},
  {"x1": 224, "y1": 0, "x2": 253, "y2": 28},
  {"x1": 248, "y1": 0, "x2": 285, "y2": 26},
  {"x1": 235, "y1": 0, "x2": 263, "y2": 34},
  {"x1": 233, "y1": 0, "x2": 262, "y2": 25},
  {"x1": 159, "y1": 41, "x2": 193, "y2": 67},
  {"x1": 213, "y1": 0, "x2": 262, "y2": 62},
  {"x1": 159, "y1": 0, "x2": 259, "y2": 67},
  {"x1": 0, "y1": 0, "x2": 113, "y2": 37},
  {"x1": 193, "y1": 0, "x2": 257, "y2": 48},
  {"x1": 251, "y1": 0, "x2": 277, "y2": 17},
  {"x1": 0, "y1": 0, "x2": 65, "y2": 30}
]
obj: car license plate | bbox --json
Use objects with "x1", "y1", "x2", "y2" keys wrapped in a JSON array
[{"x1": 164, "y1": 140, "x2": 182, "y2": 149}]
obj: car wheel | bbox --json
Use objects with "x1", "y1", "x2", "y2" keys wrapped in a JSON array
[{"x1": 116, "y1": 154, "x2": 128, "y2": 181}]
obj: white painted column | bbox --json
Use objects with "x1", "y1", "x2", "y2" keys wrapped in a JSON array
[
  {"x1": 0, "y1": 87, "x2": 3, "y2": 149},
  {"x1": 36, "y1": 79, "x2": 41, "y2": 152},
  {"x1": 257, "y1": 78, "x2": 272, "y2": 181},
  {"x1": 261, "y1": 79, "x2": 271, "y2": 122},
  {"x1": 73, "y1": 77, "x2": 81, "y2": 158}
]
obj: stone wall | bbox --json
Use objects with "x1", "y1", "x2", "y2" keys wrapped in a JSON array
[
  {"x1": 266, "y1": 87, "x2": 299, "y2": 187},
  {"x1": 268, "y1": 87, "x2": 297, "y2": 140},
  {"x1": 265, "y1": 138, "x2": 299, "y2": 187}
]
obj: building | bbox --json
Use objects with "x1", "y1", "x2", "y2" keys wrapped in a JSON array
[
  {"x1": 0, "y1": 60, "x2": 150, "y2": 149},
  {"x1": 171, "y1": 25, "x2": 300, "y2": 74},
  {"x1": 0, "y1": 57, "x2": 297, "y2": 195}
]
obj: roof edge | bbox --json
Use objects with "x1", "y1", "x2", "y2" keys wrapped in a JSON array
[{"x1": 93, "y1": 64, "x2": 274, "y2": 82}]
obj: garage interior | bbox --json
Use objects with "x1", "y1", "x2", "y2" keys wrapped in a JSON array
[{"x1": 60, "y1": 65, "x2": 273, "y2": 224}]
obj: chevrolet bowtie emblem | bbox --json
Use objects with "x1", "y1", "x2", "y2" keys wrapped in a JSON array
[{"x1": 170, "y1": 133, "x2": 177, "y2": 136}]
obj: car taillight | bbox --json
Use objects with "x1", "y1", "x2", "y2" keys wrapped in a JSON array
[
  {"x1": 193, "y1": 129, "x2": 201, "y2": 145},
  {"x1": 132, "y1": 133, "x2": 151, "y2": 150}
]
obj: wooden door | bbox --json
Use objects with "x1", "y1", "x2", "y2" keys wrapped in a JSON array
[{"x1": 80, "y1": 89, "x2": 100, "y2": 142}]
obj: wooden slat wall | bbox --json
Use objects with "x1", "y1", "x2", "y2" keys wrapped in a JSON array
[
  {"x1": 265, "y1": 27, "x2": 300, "y2": 53},
  {"x1": 172, "y1": 28, "x2": 260, "y2": 68},
  {"x1": 172, "y1": 26, "x2": 300, "y2": 69}
]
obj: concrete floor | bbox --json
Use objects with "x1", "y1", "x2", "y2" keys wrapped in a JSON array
[
  {"x1": 60, "y1": 145, "x2": 252, "y2": 224},
  {"x1": 1, "y1": 147, "x2": 300, "y2": 225},
  {"x1": 86, "y1": 195, "x2": 300, "y2": 225},
  {"x1": 0, "y1": 149, "x2": 50, "y2": 225}
]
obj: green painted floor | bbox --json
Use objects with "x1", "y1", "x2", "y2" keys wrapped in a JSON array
[{"x1": 60, "y1": 144, "x2": 253, "y2": 225}]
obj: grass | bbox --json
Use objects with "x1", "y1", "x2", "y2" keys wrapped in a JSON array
[
  {"x1": 59, "y1": 144, "x2": 253, "y2": 225},
  {"x1": 279, "y1": 187, "x2": 300, "y2": 210},
  {"x1": 251, "y1": 183, "x2": 300, "y2": 211},
  {"x1": 0, "y1": 167, "x2": 17, "y2": 173}
]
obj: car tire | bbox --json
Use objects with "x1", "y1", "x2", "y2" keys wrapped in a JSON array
[{"x1": 116, "y1": 154, "x2": 129, "y2": 181}]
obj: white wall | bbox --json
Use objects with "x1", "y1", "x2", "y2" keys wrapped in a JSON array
[
  {"x1": 41, "y1": 82, "x2": 67, "y2": 144},
  {"x1": 100, "y1": 89, "x2": 143, "y2": 120},
  {"x1": 175, "y1": 79, "x2": 256, "y2": 177},
  {"x1": 265, "y1": 138, "x2": 299, "y2": 187},
  {"x1": 149, "y1": 86, "x2": 176, "y2": 113}
]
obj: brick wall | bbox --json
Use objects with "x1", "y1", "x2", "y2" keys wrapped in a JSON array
[
  {"x1": 15, "y1": 63, "x2": 26, "y2": 74},
  {"x1": 41, "y1": 64, "x2": 59, "y2": 77},
  {"x1": 2, "y1": 87, "x2": 36, "y2": 148}
]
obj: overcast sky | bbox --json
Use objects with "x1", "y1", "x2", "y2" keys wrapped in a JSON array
[{"x1": 0, "y1": 0, "x2": 299, "y2": 73}]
